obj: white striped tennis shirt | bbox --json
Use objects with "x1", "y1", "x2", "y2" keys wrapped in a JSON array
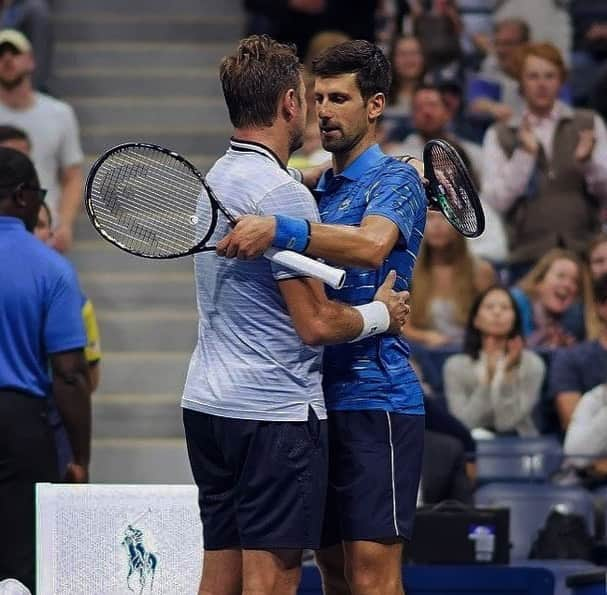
[{"x1": 181, "y1": 139, "x2": 326, "y2": 422}]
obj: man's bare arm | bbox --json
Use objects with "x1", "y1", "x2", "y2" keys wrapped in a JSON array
[
  {"x1": 218, "y1": 215, "x2": 400, "y2": 269},
  {"x1": 54, "y1": 164, "x2": 84, "y2": 252}
]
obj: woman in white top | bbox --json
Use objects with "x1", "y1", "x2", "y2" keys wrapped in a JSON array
[
  {"x1": 444, "y1": 286, "x2": 545, "y2": 436},
  {"x1": 564, "y1": 383, "x2": 607, "y2": 464}
]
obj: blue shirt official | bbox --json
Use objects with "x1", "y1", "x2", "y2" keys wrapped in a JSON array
[
  {"x1": 316, "y1": 144, "x2": 427, "y2": 414},
  {"x1": 0, "y1": 215, "x2": 86, "y2": 398}
]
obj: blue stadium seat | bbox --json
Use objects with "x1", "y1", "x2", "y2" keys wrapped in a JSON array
[
  {"x1": 475, "y1": 483, "x2": 596, "y2": 560},
  {"x1": 476, "y1": 436, "x2": 563, "y2": 484}
]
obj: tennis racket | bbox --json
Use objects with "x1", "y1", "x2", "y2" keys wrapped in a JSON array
[
  {"x1": 399, "y1": 139, "x2": 485, "y2": 238},
  {"x1": 85, "y1": 142, "x2": 346, "y2": 289}
]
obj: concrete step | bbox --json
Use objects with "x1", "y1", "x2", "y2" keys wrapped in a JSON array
[
  {"x1": 53, "y1": 14, "x2": 243, "y2": 43},
  {"x1": 95, "y1": 351, "x2": 191, "y2": 395},
  {"x1": 52, "y1": 67, "x2": 225, "y2": 98},
  {"x1": 96, "y1": 310, "x2": 197, "y2": 352},
  {"x1": 70, "y1": 240, "x2": 195, "y2": 274},
  {"x1": 55, "y1": 0, "x2": 241, "y2": 16},
  {"x1": 70, "y1": 96, "x2": 228, "y2": 129},
  {"x1": 79, "y1": 272, "x2": 195, "y2": 310},
  {"x1": 93, "y1": 393, "x2": 183, "y2": 439},
  {"x1": 54, "y1": 42, "x2": 234, "y2": 70},
  {"x1": 90, "y1": 438, "x2": 193, "y2": 484},
  {"x1": 80, "y1": 126, "x2": 229, "y2": 158}
]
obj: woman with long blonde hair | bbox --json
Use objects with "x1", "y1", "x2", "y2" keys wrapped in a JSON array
[
  {"x1": 405, "y1": 210, "x2": 496, "y2": 347},
  {"x1": 512, "y1": 248, "x2": 597, "y2": 347}
]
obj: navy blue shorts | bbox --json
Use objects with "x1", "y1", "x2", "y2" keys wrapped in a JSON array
[
  {"x1": 183, "y1": 407, "x2": 328, "y2": 550},
  {"x1": 321, "y1": 410, "x2": 424, "y2": 545}
]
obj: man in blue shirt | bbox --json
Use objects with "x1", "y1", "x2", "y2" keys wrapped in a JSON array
[
  {"x1": 218, "y1": 40, "x2": 427, "y2": 595},
  {"x1": 0, "y1": 147, "x2": 90, "y2": 592}
]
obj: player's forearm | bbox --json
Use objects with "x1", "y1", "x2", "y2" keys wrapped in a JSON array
[
  {"x1": 305, "y1": 222, "x2": 388, "y2": 268},
  {"x1": 58, "y1": 165, "x2": 84, "y2": 226},
  {"x1": 53, "y1": 364, "x2": 91, "y2": 465},
  {"x1": 304, "y1": 300, "x2": 365, "y2": 345}
]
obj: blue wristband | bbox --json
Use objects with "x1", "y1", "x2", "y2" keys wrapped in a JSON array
[{"x1": 274, "y1": 215, "x2": 310, "y2": 253}]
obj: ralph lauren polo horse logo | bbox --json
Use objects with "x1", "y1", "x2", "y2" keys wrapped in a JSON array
[{"x1": 121, "y1": 510, "x2": 158, "y2": 594}]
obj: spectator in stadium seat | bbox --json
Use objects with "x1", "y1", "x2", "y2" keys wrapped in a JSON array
[
  {"x1": 0, "y1": 29, "x2": 84, "y2": 252},
  {"x1": 467, "y1": 18, "x2": 529, "y2": 124},
  {"x1": 589, "y1": 233, "x2": 607, "y2": 281},
  {"x1": 388, "y1": 83, "x2": 483, "y2": 177},
  {"x1": 512, "y1": 248, "x2": 596, "y2": 350},
  {"x1": 481, "y1": 43, "x2": 607, "y2": 278},
  {"x1": 409, "y1": 0, "x2": 463, "y2": 82},
  {"x1": 404, "y1": 209, "x2": 495, "y2": 348},
  {"x1": 444, "y1": 285, "x2": 545, "y2": 437},
  {"x1": 549, "y1": 273, "x2": 607, "y2": 432},
  {"x1": 382, "y1": 34, "x2": 426, "y2": 142},
  {"x1": 0, "y1": 0, "x2": 51, "y2": 92},
  {"x1": 0, "y1": 147, "x2": 90, "y2": 592}
]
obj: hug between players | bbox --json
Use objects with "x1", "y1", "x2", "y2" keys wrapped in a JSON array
[{"x1": 2, "y1": 1, "x2": 607, "y2": 593}]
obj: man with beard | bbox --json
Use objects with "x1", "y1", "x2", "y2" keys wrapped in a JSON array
[
  {"x1": 218, "y1": 40, "x2": 427, "y2": 595},
  {"x1": 0, "y1": 29, "x2": 83, "y2": 252},
  {"x1": 181, "y1": 35, "x2": 410, "y2": 595}
]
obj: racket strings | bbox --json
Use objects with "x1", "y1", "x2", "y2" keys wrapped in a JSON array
[
  {"x1": 428, "y1": 144, "x2": 480, "y2": 236},
  {"x1": 89, "y1": 146, "x2": 214, "y2": 257}
]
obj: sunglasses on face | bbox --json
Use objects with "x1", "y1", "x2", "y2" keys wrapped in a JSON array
[{"x1": 0, "y1": 182, "x2": 47, "y2": 202}]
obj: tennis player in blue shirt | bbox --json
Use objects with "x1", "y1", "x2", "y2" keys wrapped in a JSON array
[{"x1": 218, "y1": 40, "x2": 427, "y2": 595}]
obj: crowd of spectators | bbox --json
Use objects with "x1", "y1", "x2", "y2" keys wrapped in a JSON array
[{"x1": 243, "y1": 0, "x2": 607, "y2": 503}]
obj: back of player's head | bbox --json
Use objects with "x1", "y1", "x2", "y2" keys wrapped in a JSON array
[
  {"x1": 312, "y1": 40, "x2": 392, "y2": 102},
  {"x1": 220, "y1": 35, "x2": 302, "y2": 128},
  {"x1": 0, "y1": 146, "x2": 37, "y2": 194}
]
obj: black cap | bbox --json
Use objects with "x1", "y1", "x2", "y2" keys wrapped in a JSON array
[
  {"x1": 593, "y1": 273, "x2": 607, "y2": 303},
  {"x1": 0, "y1": 146, "x2": 38, "y2": 191}
]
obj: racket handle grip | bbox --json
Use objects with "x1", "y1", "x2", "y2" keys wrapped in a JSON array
[{"x1": 264, "y1": 247, "x2": 346, "y2": 290}]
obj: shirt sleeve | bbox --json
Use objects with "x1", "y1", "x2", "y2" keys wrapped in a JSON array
[
  {"x1": 362, "y1": 162, "x2": 426, "y2": 245},
  {"x1": 44, "y1": 263, "x2": 87, "y2": 353},
  {"x1": 58, "y1": 103, "x2": 84, "y2": 169},
  {"x1": 481, "y1": 126, "x2": 537, "y2": 213},
  {"x1": 82, "y1": 297, "x2": 102, "y2": 363},
  {"x1": 564, "y1": 384, "x2": 607, "y2": 460},
  {"x1": 548, "y1": 346, "x2": 582, "y2": 399},
  {"x1": 257, "y1": 178, "x2": 321, "y2": 281}
]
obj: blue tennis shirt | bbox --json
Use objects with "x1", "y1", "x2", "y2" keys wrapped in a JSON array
[
  {"x1": 0, "y1": 216, "x2": 86, "y2": 398},
  {"x1": 316, "y1": 144, "x2": 427, "y2": 414}
]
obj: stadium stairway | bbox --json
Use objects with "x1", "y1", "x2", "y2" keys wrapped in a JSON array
[{"x1": 51, "y1": 0, "x2": 244, "y2": 482}]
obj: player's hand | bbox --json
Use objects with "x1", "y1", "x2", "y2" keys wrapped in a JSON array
[
  {"x1": 51, "y1": 223, "x2": 73, "y2": 253},
  {"x1": 374, "y1": 270, "x2": 410, "y2": 334},
  {"x1": 517, "y1": 116, "x2": 539, "y2": 156},
  {"x1": 64, "y1": 462, "x2": 89, "y2": 483},
  {"x1": 216, "y1": 215, "x2": 276, "y2": 260},
  {"x1": 575, "y1": 129, "x2": 596, "y2": 163},
  {"x1": 396, "y1": 155, "x2": 428, "y2": 185}
]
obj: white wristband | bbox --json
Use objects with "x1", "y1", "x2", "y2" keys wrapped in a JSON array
[{"x1": 349, "y1": 301, "x2": 390, "y2": 343}]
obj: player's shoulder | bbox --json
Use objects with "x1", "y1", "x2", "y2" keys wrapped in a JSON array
[{"x1": 370, "y1": 154, "x2": 423, "y2": 187}]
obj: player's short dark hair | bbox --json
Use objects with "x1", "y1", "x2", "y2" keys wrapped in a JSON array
[
  {"x1": 0, "y1": 124, "x2": 30, "y2": 147},
  {"x1": 220, "y1": 35, "x2": 302, "y2": 128},
  {"x1": 0, "y1": 146, "x2": 37, "y2": 196},
  {"x1": 311, "y1": 40, "x2": 392, "y2": 102}
]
